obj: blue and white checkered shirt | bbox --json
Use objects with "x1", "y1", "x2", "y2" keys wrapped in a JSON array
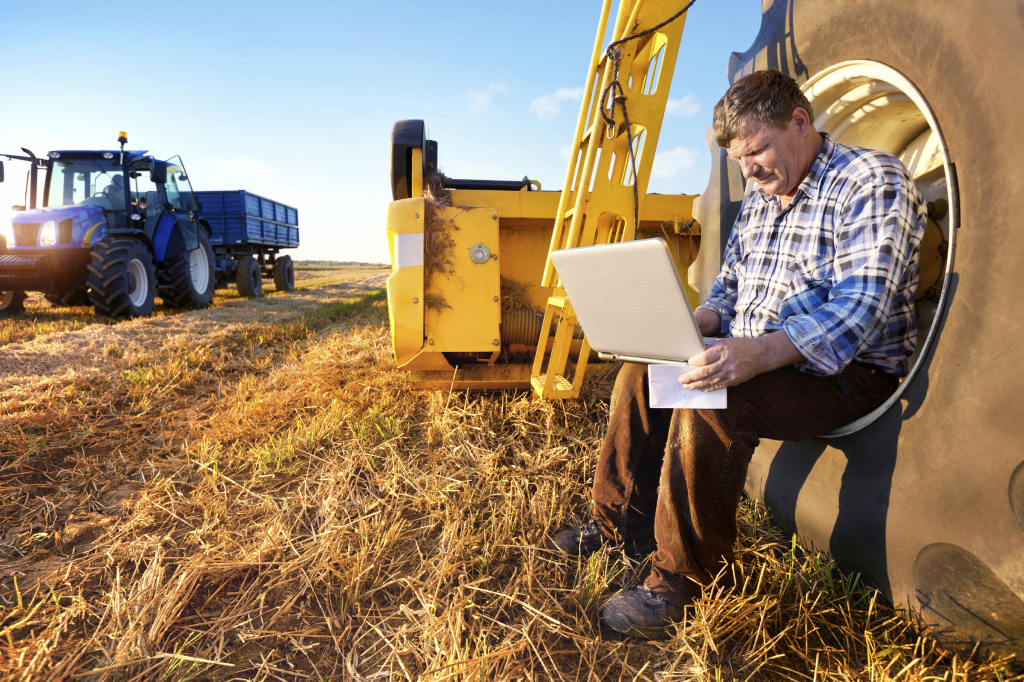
[{"x1": 697, "y1": 133, "x2": 927, "y2": 377}]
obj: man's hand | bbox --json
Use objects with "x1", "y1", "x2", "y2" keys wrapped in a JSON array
[{"x1": 681, "y1": 331, "x2": 807, "y2": 391}]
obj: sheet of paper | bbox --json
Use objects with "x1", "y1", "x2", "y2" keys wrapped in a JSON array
[{"x1": 648, "y1": 364, "x2": 727, "y2": 409}]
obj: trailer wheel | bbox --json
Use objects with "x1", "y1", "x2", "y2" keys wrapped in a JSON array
[
  {"x1": 235, "y1": 256, "x2": 263, "y2": 297},
  {"x1": 44, "y1": 288, "x2": 91, "y2": 308},
  {"x1": 0, "y1": 291, "x2": 27, "y2": 315},
  {"x1": 158, "y1": 230, "x2": 215, "y2": 308},
  {"x1": 273, "y1": 255, "x2": 295, "y2": 292},
  {"x1": 88, "y1": 238, "x2": 156, "y2": 318}
]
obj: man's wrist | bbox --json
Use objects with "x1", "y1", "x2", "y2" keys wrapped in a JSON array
[
  {"x1": 694, "y1": 307, "x2": 722, "y2": 336},
  {"x1": 757, "y1": 330, "x2": 807, "y2": 373}
]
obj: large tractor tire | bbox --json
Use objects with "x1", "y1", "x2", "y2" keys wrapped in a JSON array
[
  {"x1": 44, "y1": 288, "x2": 91, "y2": 308},
  {"x1": 235, "y1": 255, "x2": 263, "y2": 298},
  {"x1": 87, "y1": 238, "x2": 157, "y2": 318},
  {"x1": 706, "y1": 0, "x2": 1024, "y2": 660},
  {"x1": 158, "y1": 229, "x2": 215, "y2": 309},
  {"x1": 273, "y1": 255, "x2": 295, "y2": 292},
  {"x1": 0, "y1": 291, "x2": 27, "y2": 315}
]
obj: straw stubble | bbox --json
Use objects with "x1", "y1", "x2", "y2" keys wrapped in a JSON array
[{"x1": 0, "y1": 275, "x2": 1017, "y2": 681}]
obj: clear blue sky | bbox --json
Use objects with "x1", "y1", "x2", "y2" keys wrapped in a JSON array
[{"x1": 0, "y1": 1, "x2": 761, "y2": 263}]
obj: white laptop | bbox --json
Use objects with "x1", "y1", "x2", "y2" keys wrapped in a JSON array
[{"x1": 549, "y1": 238, "x2": 705, "y2": 365}]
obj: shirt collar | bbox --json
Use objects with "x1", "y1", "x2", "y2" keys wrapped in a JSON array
[{"x1": 755, "y1": 132, "x2": 835, "y2": 207}]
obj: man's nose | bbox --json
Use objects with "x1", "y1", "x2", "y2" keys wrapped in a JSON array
[{"x1": 740, "y1": 157, "x2": 761, "y2": 179}]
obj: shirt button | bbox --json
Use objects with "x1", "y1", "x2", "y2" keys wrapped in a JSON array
[{"x1": 757, "y1": 284, "x2": 765, "y2": 291}]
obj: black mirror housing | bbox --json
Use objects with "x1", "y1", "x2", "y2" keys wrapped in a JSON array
[
  {"x1": 0, "y1": 160, "x2": 4, "y2": 183},
  {"x1": 150, "y1": 159, "x2": 168, "y2": 184}
]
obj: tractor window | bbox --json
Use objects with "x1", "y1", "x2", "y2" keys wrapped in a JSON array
[
  {"x1": 128, "y1": 167, "x2": 160, "y2": 211},
  {"x1": 163, "y1": 156, "x2": 196, "y2": 212},
  {"x1": 48, "y1": 158, "x2": 124, "y2": 209},
  {"x1": 60, "y1": 168, "x2": 88, "y2": 206}
]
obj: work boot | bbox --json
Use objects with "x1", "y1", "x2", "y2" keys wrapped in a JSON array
[
  {"x1": 547, "y1": 519, "x2": 657, "y2": 559},
  {"x1": 547, "y1": 519, "x2": 606, "y2": 558},
  {"x1": 601, "y1": 584, "x2": 690, "y2": 639}
]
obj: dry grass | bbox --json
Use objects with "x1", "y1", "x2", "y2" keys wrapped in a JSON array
[
  {"x1": 500, "y1": 276, "x2": 536, "y2": 314},
  {"x1": 0, "y1": 277, "x2": 1020, "y2": 681},
  {"x1": 0, "y1": 265, "x2": 388, "y2": 349}
]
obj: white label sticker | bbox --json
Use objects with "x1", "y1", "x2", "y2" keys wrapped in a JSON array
[{"x1": 394, "y1": 233, "x2": 424, "y2": 269}]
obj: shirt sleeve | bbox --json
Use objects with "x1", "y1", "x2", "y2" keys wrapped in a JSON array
[
  {"x1": 696, "y1": 212, "x2": 745, "y2": 335},
  {"x1": 783, "y1": 165, "x2": 925, "y2": 376}
]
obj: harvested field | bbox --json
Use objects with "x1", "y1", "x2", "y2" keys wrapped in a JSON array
[
  {"x1": 0, "y1": 264, "x2": 386, "y2": 349},
  {"x1": 0, "y1": 272, "x2": 1019, "y2": 681}
]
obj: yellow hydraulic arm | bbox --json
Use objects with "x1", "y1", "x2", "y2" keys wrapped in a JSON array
[{"x1": 531, "y1": 0, "x2": 694, "y2": 399}]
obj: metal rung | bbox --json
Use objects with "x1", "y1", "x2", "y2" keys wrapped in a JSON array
[
  {"x1": 531, "y1": 375, "x2": 573, "y2": 393},
  {"x1": 545, "y1": 296, "x2": 568, "y2": 309}
]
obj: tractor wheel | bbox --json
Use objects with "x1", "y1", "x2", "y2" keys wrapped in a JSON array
[
  {"x1": 44, "y1": 288, "x2": 91, "y2": 308},
  {"x1": 158, "y1": 229, "x2": 215, "y2": 308},
  {"x1": 273, "y1": 255, "x2": 295, "y2": 292},
  {"x1": 731, "y1": 0, "x2": 1024, "y2": 660},
  {"x1": 235, "y1": 256, "x2": 262, "y2": 297},
  {"x1": 0, "y1": 291, "x2": 27, "y2": 315},
  {"x1": 87, "y1": 238, "x2": 156, "y2": 318}
]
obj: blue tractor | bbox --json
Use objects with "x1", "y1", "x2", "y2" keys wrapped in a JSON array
[{"x1": 0, "y1": 133, "x2": 216, "y2": 317}]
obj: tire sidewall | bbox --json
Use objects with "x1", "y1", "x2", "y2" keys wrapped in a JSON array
[
  {"x1": 235, "y1": 256, "x2": 262, "y2": 297},
  {"x1": 274, "y1": 255, "x2": 295, "y2": 291},
  {"x1": 188, "y1": 230, "x2": 216, "y2": 305},
  {"x1": 0, "y1": 290, "x2": 26, "y2": 314},
  {"x1": 123, "y1": 242, "x2": 157, "y2": 317}
]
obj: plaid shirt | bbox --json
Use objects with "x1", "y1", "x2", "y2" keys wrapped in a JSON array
[{"x1": 697, "y1": 133, "x2": 926, "y2": 377}]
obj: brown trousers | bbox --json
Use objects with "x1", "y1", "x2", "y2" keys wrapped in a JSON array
[{"x1": 592, "y1": 361, "x2": 899, "y2": 606}]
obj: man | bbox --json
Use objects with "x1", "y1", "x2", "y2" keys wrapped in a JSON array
[
  {"x1": 103, "y1": 174, "x2": 126, "y2": 210},
  {"x1": 548, "y1": 69, "x2": 926, "y2": 639}
]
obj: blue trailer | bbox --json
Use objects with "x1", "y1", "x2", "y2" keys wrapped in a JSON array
[
  {"x1": 0, "y1": 135, "x2": 300, "y2": 316},
  {"x1": 195, "y1": 190, "x2": 300, "y2": 297}
]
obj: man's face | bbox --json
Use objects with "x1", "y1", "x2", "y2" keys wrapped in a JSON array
[{"x1": 725, "y1": 113, "x2": 807, "y2": 197}]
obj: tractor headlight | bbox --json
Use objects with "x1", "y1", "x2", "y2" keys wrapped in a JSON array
[
  {"x1": 0, "y1": 223, "x2": 14, "y2": 247},
  {"x1": 39, "y1": 220, "x2": 56, "y2": 247}
]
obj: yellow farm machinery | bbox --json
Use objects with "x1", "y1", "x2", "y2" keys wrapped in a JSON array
[{"x1": 386, "y1": 0, "x2": 1024, "y2": 662}]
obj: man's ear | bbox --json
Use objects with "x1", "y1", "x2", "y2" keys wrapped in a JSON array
[{"x1": 792, "y1": 107, "x2": 812, "y2": 136}]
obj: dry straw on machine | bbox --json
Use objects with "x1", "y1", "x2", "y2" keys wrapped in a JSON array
[{"x1": 423, "y1": 169, "x2": 457, "y2": 312}]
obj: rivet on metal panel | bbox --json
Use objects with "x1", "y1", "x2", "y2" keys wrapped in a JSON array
[
  {"x1": 493, "y1": 296, "x2": 499, "y2": 302},
  {"x1": 413, "y1": 213, "x2": 420, "y2": 218},
  {"x1": 428, "y1": 339, "x2": 434, "y2": 345},
  {"x1": 490, "y1": 254, "x2": 498, "y2": 260},
  {"x1": 491, "y1": 214, "x2": 497, "y2": 220},
  {"x1": 413, "y1": 298, "x2": 419, "y2": 304},
  {"x1": 492, "y1": 339, "x2": 500, "y2": 346}
]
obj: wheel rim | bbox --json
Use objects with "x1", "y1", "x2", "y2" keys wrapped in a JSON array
[
  {"x1": 0, "y1": 291, "x2": 12, "y2": 308},
  {"x1": 128, "y1": 258, "x2": 149, "y2": 307},
  {"x1": 189, "y1": 246, "x2": 210, "y2": 293},
  {"x1": 799, "y1": 61, "x2": 956, "y2": 437},
  {"x1": 251, "y1": 265, "x2": 260, "y2": 292}
]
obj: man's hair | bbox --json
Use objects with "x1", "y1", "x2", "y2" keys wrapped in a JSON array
[{"x1": 712, "y1": 69, "x2": 814, "y2": 148}]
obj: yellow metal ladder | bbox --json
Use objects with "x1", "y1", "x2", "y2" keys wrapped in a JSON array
[{"x1": 531, "y1": 0, "x2": 692, "y2": 399}]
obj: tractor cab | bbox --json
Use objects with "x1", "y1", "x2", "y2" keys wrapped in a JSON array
[{"x1": 32, "y1": 150, "x2": 197, "y2": 238}]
